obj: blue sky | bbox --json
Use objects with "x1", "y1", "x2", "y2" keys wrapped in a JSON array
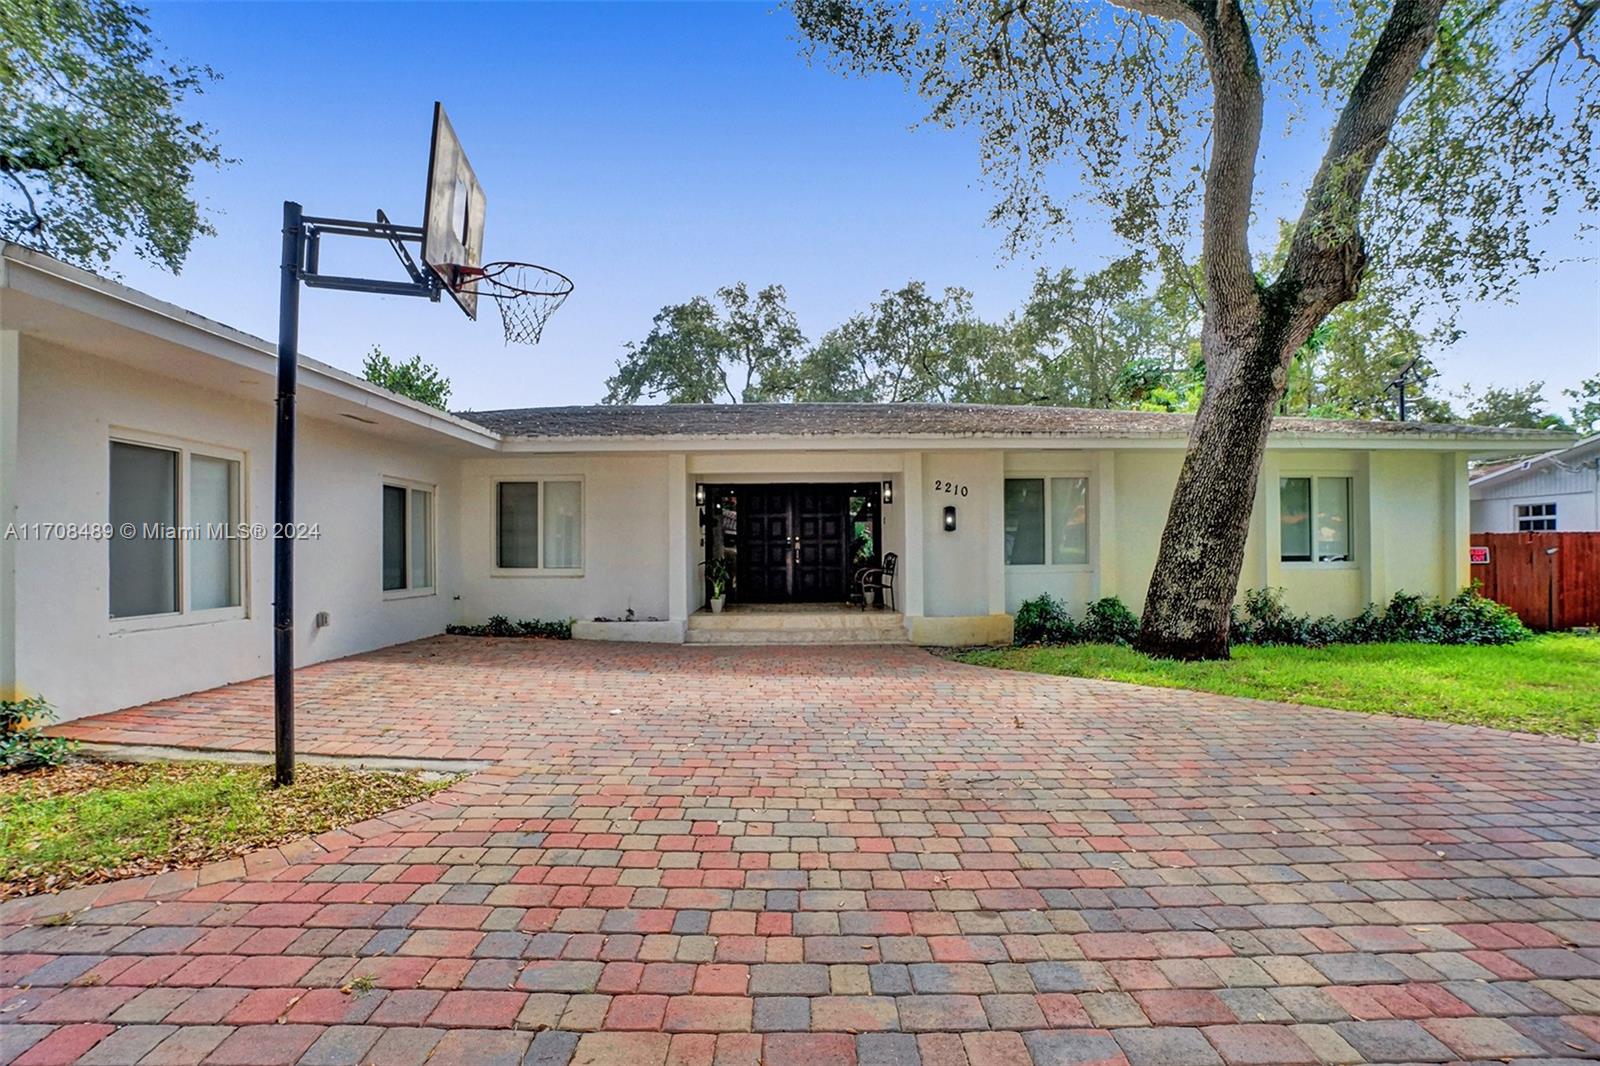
[{"x1": 116, "y1": 2, "x2": 1598, "y2": 414}]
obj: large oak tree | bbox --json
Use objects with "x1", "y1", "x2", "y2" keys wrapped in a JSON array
[{"x1": 791, "y1": 0, "x2": 1599, "y2": 658}]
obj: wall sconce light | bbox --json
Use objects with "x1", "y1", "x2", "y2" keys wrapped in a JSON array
[
  {"x1": 695, "y1": 484, "x2": 706, "y2": 507},
  {"x1": 943, "y1": 505, "x2": 957, "y2": 532},
  {"x1": 882, "y1": 480, "x2": 894, "y2": 505}
]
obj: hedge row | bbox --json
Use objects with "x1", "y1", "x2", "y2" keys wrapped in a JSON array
[
  {"x1": 445, "y1": 615, "x2": 573, "y2": 639},
  {"x1": 1014, "y1": 586, "x2": 1530, "y2": 648}
]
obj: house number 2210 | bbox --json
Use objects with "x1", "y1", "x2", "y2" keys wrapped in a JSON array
[{"x1": 933, "y1": 479, "x2": 970, "y2": 497}]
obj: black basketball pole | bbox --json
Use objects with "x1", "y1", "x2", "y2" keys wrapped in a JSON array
[
  {"x1": 273, "y1": 200, "x2": 302, "y2": 787},
  {"x1": 268, "y1": 193, "x2": 455, "y2": 787}
]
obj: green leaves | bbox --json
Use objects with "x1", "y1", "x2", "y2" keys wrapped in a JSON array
[
  {"x1": 604, "y1": 283, "x2": 805, "y2": 404},
  {"x1": 788, "y1": 0, "x2": 1597, "y2": 334},
  {"x1": 1, "y1": 0, "x2": 224, "y2": 272},
  {"x1": 361, "y1": 346, "x2": 453, "y2": 410}
]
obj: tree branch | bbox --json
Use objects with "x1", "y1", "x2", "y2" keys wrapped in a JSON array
[
  {"x1": 1275, "y1": 0, "x2": 1446, "y2": 346},
  {"x1": 1193, "y1": 0, "x2": 1265, "y2": 329},
  {"x1": 1105, "y1": 0, "x2": 1205, "y2": 35}
]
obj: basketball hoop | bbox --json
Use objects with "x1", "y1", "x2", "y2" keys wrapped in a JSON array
[{"x1": 456, "y1": 261, "x2": 573, "y2": 346}]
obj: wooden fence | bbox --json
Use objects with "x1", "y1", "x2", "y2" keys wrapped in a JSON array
[{"x1": 1471, "y1": 531, "x2": 1600, "y2": 631}]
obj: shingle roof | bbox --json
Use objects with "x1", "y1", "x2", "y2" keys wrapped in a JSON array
[{"x1": 457, "y1": 402, "x2": 1574, "y2": 444}]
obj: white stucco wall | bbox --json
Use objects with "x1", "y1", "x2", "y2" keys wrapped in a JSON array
[
  {"x1": 14, "y1": 340, "x2": 463, "y2": 721},
  {"x1": 998, "y1": 445, "x2": 1466, "y2": 620},
  {"x1": 456, "y1": 453, "x2": 673, "y2": 624}
]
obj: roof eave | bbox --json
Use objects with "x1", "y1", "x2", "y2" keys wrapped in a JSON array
[{"x1": 1, "y1": 243, "x2": 502, "y2": 449}]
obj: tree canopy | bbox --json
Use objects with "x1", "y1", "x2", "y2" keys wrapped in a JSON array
[
  {"x1": 603, "y1": 283, "x2": 804, "y2": 404},
  {"x1": 1, "y1": 0, "x2": 224, "y2": 271},
  {"x1": 604, "y1": 248, "x2": 1539, "y2": 423},
  {"x1": 362, "y1": 347, "x2": 452, "y2": 410}
]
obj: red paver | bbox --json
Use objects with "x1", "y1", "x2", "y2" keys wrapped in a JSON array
[{"x1": 2, "y1": 638, "x2": 1596, "y2": 1065}]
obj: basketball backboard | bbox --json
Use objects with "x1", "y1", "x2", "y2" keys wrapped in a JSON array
[{"x1": 422, "y1": 102, "x2": 486, "y2": 319}]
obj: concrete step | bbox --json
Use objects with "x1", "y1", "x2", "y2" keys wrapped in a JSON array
[{"x1": 686, "y1": 611, "x2": 908, "y2": 645}]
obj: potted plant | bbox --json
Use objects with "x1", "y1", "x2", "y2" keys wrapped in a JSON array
[{"x1": 703, "y1": 557, "x2": 732, "y2": 614}]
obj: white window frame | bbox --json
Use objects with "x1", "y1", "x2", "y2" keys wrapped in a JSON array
[
  {"x1": 491, "y1": 476, "x2": 586, "y2": 578},
  {"x1": 1279, "y1": 472, "x2": 1358, "y2": 569},
  {"x1": 1514, "y1": 501, "x2": 1557, "y2": 531},
  {"x1": 382, "y1": 477, "x2": 436, "y2": 600},
  {"x1": 109, "y1": 429, "x2": 248, "y2": 634},
  {"x1": 1002, "y1": 472, "x2": 1092, "y2": 571}
]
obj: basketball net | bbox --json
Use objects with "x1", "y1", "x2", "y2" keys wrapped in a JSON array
[{"x1": 457, "y1": 262, "x2": 574, "y2": 346}]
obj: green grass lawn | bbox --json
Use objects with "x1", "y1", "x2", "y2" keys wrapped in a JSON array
[
  {"x1": 954, "y1": 634, "x2": 1600, "y2": 740},
  {"x1": 0, "y1": 761, "x2": 454, "y2": 901}
]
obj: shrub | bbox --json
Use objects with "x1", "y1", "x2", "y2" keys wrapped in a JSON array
[
  {"x1": 1339, "y1": 603, "x2": 1388, "y2": 645},
  {"x1": 1236, "y1": 587, "x2": 1310, "y2": 646},
  {"x1": 1014, "y1": 586, "x2": 1529, "y2": 650},
  {"x1": 446, "y1": 616, "x2": 573, "y2": 639},
  {"x1": 1081, "y1": 596, "x2": 1140, "y2": 645},
  {"x1": 1013, "y1": 594, "x2": 1078, "y2": 645},
  {"x1": 1434, "y1": 585, "x2": 1531, "y2": 645},
  {"x1": 1, "y1": 695, "x2": 75, "y2": 772},
  {"x1": 1378, "y1": 591, "x2": 1445, "y2": 643}
]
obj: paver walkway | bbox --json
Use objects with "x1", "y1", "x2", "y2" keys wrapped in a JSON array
[{"x1": 4, "y1": 636, "x2": 1600, "y2": 1065}]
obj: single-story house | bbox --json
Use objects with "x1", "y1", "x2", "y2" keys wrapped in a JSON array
[
  {"x1": 0, "y1": 244, "x2": 1571, "y2": 722},
  {"x1": 1470, "y1": 433, "x2": 1600, "y2": 532}
]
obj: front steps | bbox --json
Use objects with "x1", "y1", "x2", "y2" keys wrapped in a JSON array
[{"x1": 686, "y1": 609, "x2": 909, "y2": 645}]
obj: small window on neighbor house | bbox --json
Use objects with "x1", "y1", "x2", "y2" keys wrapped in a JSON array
[
  {"x1": 496, "y1": 480, "x2": 582, "y2": 570},
  {"x1": 382, "y1": 483, "x2": 433, "y2": 592},
  {"x1": 1280, "y1": 476, "x2": 1353, "y2": 563},
  {"x1": 1515, "y1": 502, "x2": 1557, "y2": 531},
  {"x1": 1005, "y1": 476, "x2": 1089, "y2": 566}
]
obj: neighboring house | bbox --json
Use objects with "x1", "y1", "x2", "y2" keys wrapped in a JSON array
[
  {"x1": 0, "y1": 244, "x2": 1571, "y2": 721},
  {"x1": 1469, "y1": 434, "x2": 1600, "y2": 532}
]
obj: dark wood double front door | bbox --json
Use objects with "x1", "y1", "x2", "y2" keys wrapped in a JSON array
[{"x1": 735, "y1": 485, "x2": 852, "y2": 603}]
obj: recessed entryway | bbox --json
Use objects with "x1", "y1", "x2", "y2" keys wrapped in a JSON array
[{"x1": 701, "y1": 482, "x2": 884, "y2": 605}]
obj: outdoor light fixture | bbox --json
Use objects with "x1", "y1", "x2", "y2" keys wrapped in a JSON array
[
  {"x1": 882, "y1": 480, "x2": 894, "y2": 505},
  {"x1": 695, "y1": 484, "x2": 706, "y2": 506},
  {"x1": 943, "y1": 505, "x2": 957, "y2": 532}
]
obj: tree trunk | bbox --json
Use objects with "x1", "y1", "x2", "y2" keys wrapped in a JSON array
[{"x1": 1134, "y1": 319, "x2": 1287, "y2": 659}]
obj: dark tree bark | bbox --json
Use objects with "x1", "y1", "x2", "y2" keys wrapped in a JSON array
[{"x1": 1133, "y1": 0, "x2": 1446, "y2": 659}]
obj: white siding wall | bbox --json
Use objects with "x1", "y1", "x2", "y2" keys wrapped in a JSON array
[
  {"x1": 14, "y1": 340, "x2": 462, "y2": 721},
  {"x1": 1465, "y1": 483, "x2": 1593, "y2": 531}
]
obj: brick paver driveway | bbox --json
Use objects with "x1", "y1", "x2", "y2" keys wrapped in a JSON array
[{"x1": 5, "y1": 637, "x2": 1600, "y2": 1065}]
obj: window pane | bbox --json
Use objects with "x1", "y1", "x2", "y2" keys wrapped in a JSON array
[
  {"x1": 410, "y1": 488, "x2": 433, "y2": 588},
  {"x1": 1279, "y1": 477, "x2": 1311, "y2": 562},
  {"x1": 497, "y1": 482, "x2": 539, "y2": 568},
  {"x1": 1004, "y1": 479, "x2": 1045, "y2": 565},
  {"x1": 190, "y1": 455, "x2": 240, "y2": 610},
  {"x1": 382, "y1": 484, "x2": 407, "y2": 590},
  {"x1": 1050, "y1": 477, "x2": 1089, "y2": 565},
  {"x1": 543, "y1": 481, "x2": 583, "y2": 569},
  {"x1": 110, "y1": 442, "x2": 178, "y2": 618},
  {"x1": 1315, "y1": 477, "x2": 1352, "y2": 562}
]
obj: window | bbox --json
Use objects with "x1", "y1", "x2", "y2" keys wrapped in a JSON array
[
  {"x1": 109, "y1": 438, "x2": 243, "y2": 622},
  {"x1": 495, "y1": 480, "x2": 583, "y2": 571},
  {"x1": 383, "y1": 482, "x2": 434, "y2": 592},
  {"x1": 1280, "y1": 476, "x2": 1353, "y2": 563},
  {"x1": 1004, "y1": 476, "x2": 1089, "y2": 566},
  {"x1": 1515, "y1": 502, "x2": 1557, "y2": 531}
]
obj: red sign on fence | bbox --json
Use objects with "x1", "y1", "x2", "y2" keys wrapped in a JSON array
[{"x1": 1469, "y1": 546, "x2": 1490, "y2": 565}]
